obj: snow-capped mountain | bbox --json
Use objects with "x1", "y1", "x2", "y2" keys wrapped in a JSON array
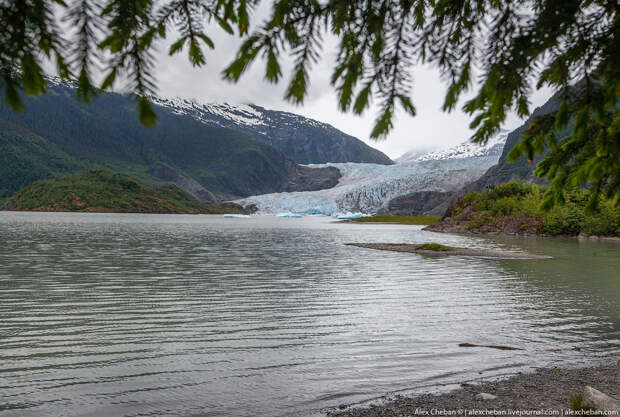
[
  {"x1": 396, "y1": 131, "x2": 508, "y2": 163},
  {"x1": 44, "y1": 75, "x2": 392, "y2": 166},
  {"x1": 151, "y1": 97, "x2": 275, "y2": 130},
  {"x1": 150, "y1": 96, "x2": 393, "y2": 165}
]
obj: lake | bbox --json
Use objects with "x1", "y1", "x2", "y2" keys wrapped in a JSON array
[{"x1": 0, "y1": 212, "x2": 618, "y2": 417}]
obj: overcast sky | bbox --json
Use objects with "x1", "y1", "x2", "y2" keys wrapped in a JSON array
[{"x1": 148, "y1": 6, "x2": 553, "y2": 160}]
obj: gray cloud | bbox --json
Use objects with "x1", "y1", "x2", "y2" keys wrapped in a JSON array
[{"x1": 152, "y1": 15, "x2": 553, "y2": 160}]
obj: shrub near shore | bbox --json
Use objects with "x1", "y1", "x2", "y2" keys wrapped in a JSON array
[{"x1": 436, "y1": 181, "x2": 619, "y2": 236}]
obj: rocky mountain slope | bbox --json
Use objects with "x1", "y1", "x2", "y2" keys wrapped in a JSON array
[
  {"x1": 384, "y1": 190, "x2": 457, "y2": 216},
  {"x1": 463, "y1": 90, "x2": 566, "y2": 192},
  {"x1": 0, "y1": 80, "x2": 345, "y2": 200},
  {"x1": 384, "y1": 90, "x2": 566, "y2": 216},
  {"x1": 151, "y1": 97, "x2": 393, "y2": 165}
]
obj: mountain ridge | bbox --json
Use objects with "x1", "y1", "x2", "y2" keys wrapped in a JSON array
[
  {"x1": 396, "y1": 131, "x2": 508, "y2": 164},
  {"x1": 150, "y1": 96, "x2": 393, "y2": 165},
  {"x1": 382, "y1": 91, "x2": 566, "y2": 216}
]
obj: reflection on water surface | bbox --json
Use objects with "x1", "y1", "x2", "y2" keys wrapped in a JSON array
[{"x1": 0, "y1": 212, "x2": 618, "y2": 417}]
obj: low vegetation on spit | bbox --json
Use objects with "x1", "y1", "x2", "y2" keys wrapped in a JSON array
[{"x1": 416, "y1": 243, "x2": 455, "y2": 251}]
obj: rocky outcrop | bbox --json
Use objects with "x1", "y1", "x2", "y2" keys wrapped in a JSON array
[
  {"x1": 150, "y1": 163, "x2": 218, "y2": 202},
  {"x1": 382, "y1": 191, "x2": 456, "y2": 216},
  {"x1": 242, "y1": 204, "x2": 259, "y2": 214},
  {"x1": 582, "y1": 386, "x2": 620, "y2": 411},
  {"x1": 284, "y1": 165, "x2": 341, "y2": 192},
  {"x1": 0, "y1": 199, "x2": 12, "y2": 210},
  {"x1": 426, "y1": 214, "x2": 543, "y2": 236},
  {"x1": 425, "y1": 196, "x2": 544, "y2": 236}
]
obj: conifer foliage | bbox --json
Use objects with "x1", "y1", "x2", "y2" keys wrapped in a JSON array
[{"x1": 0, "y1": 0, "x2": 618, "y2": 206}]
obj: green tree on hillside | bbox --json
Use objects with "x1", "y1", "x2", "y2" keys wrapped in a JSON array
[{"x1": 1, "y1": 0, "x2": 618, "y2": 207}]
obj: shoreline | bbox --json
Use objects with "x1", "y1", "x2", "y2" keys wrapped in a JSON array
[
  {"x1": 423, "y1": 223, "x2": 620, "y2": 242},
  {"x1": 339, "y1": 215, "x2": 619, "y2": 241},
  {"x1": 328, "y1": 361, "x2": 620, "y2": 416},
  {"x1": 340, "y1": 220, "x2": 428, "y2": 225}
]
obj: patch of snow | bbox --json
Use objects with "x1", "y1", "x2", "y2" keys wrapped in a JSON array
[
  {"x1": 149, "y1": 94, "x2": 340, "y2": 135},
  {"x1": 45, "y1": 75, "x2": 78, "y2": 89}
]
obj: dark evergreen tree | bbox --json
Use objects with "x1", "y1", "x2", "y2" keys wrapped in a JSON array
[{"x1": 1, "y1": 0, "x2": 618, "y2": 207}]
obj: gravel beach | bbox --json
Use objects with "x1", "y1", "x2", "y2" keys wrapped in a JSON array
[{"x1": 329, "y1": 362, "x2": 620, "y2": 416}]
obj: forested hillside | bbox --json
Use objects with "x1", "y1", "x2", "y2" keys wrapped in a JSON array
[
  {"x1": 0, "y1": 82, "x2": 340, "y2": 200},
  {"x1": 3, "y1": 170, "x2": 244, "y2": 214},
  {"x1": 0, "y1": 120, "x2": 87, "y2": 199}
]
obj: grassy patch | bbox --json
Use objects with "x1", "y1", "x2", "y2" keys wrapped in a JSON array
[
  {"x1": 416, "y1": 243, "x2": 455, "y2": 251},
  {"x1": 569, "y1": 393, "x2": 596, "y2": 412},
  {"x1": 351, "y1": 215, "x2": 440, "y2": 225}
]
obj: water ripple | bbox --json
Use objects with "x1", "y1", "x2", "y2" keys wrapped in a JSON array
[{"x1": 0, "y1": 212, "x2": 618, "y2": 417}]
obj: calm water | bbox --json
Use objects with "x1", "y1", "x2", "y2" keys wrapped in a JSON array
[{"x1": 0, "y1": 212, "x2": 618, "y2": 417}]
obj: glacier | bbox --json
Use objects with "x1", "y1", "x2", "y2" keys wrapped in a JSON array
[
  {"x1": 235, "y1": 135, "x2": 507, "y2": 216},
  {"x1": 235, "y1": 156, "x2": 498, "y2": 216}
]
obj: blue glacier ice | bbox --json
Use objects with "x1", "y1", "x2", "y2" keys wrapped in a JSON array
[
  {"x1": 276, "y1": 212, "x2": 304, "y2": 218},
  {"x1": 234, "y1": 136, "x2": 507, "y2": 215}
]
